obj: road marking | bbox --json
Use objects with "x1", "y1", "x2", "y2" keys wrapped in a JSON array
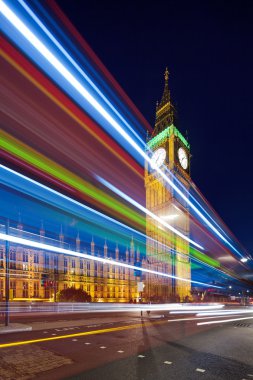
[
  {"x1": 51, "y1": 333, "x2": 56, "y2": 336},
  {"x1": 247, "y1": 375, "x2": 253, "y2": 377},
  {"x1": 196, "y1": 368, "x2": 205, "y2": 373},
  {"x1": 0, "y1": 320, "x2": 169, "y2": 349},
  {"x1": 72, "y1": 339, "x2": 78, "y2": 341},
  {"x1": 117, "y1": 350, "x2": 124, "y2": 353},
  {"x1": 100, "y1": 346, "x2": 106, "y2": 349},
  {"x1": 164, "y1": 361, "x2": 172, "y2": 365},
  {"x1": 43, "y1": 331, "x2": 48, "y2": 334},
  {"x1": 138, "y1": 355, "x2": 145, "y2": 358},
  {"x1": 84, "y1": 342, "x2": 91, "y2": 345}
]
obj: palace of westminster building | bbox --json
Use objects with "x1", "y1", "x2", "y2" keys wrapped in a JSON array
[{"x1": 0, "y1": 70, "x2": 192, "y2": 302}]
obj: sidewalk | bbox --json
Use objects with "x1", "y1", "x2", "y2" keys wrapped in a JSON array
[{"x1": 0, "y1": 323, "x2": 32, "y2": 334}]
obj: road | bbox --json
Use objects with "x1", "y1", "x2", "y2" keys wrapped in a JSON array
[{"x1": 0, "y1": 306, "x2": 252, "y2": 380}]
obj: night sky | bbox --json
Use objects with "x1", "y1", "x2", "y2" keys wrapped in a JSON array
[{"x1": 56, "y1": 0, "x2": 253, "y2": 255}]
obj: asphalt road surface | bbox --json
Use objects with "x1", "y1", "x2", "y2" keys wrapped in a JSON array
[{"x1": 0, "y1": 307, "x2": 252, "y2": 380}]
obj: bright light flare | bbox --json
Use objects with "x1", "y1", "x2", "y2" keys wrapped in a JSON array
[
  {"x1": 97, "y1": 176, "x2": 204, "y2": 250},
  {"x1": 0, "y1": 232, "x2": 222, "y2": 288}
]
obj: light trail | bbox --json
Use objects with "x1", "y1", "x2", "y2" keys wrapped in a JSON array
[
  {"x1": 0, "y1": 309, "x2": 244, "y2": 349},
  {"x1": 0, "y1": 165, "x2": 227, "y2": 278},
  {"x1": 197, "y1": 309, "x2": 253, "y2": 317},
  {"x1": 197, "y1": 316, "x2": 253, "y2": 326},
  {"x1": 0, "y1": 320, "x2": 167, "y2": 349},
  {"x1": 17, "y1": 0, "x2": 146, "y2": 148},
  {"x1": 168, "y1": 304, "x2": 224, "y2": 312},
  {"x1": 97, "y1": 176, "x2": 203, "y2": 249},
  {"x1": 0, "y1": 303, "x2": 224, "y2": 314},
  {"x1": 0, "y1": 0, "x2": 244, "y2": 258},
  {"x1": 0, "y1": 232, "x2": 222, "y2": 288},
  {"x1": 0, "y1": 312, "x2": 235, "y2": 349}
]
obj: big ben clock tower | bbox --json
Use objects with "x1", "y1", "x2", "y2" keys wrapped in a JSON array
[{"x1": 145, "y1": 68, "x2": 191, "y2": 301}]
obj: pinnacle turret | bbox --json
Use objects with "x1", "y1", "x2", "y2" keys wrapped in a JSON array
[{"x1": 152, "y1": 68, "x2": 176, "y2": 137}]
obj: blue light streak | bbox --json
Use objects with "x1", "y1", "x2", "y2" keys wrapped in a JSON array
[
  {"x1": 0, "y1": 232, "x2": 222, "y2": 288},
  {"x1": 0, "y1": 0, "x2": 245, "y2": 259}
]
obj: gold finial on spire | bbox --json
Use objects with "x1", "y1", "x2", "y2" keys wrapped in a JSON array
[{"x1": 164, "y1": 67, "x2": 169, "y2": 82}]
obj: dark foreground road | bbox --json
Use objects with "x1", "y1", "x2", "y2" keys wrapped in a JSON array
[{"x1": 0, "y1": 308, "x2": 252, "y2": 380}]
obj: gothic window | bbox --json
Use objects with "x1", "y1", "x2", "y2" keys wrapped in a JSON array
[
  {"x1": 10, "y1": 248, "x2": 16, "y2": 269},
  {"x1": 10, "y1": 281, "x2": 16, "y2": 298},
  {"x1": 0, "y1": 247, "x2": 4, "y2": 268},
  {"x1": 34, "y1": 252, "x2": 39, "y2": 264},
  {"x1": 64, "y1": 257, "x2": 68, "y2": 274},
  {"x1": 54, "y1": 255, "x2": 58, "y2": 273},
  {"x1": 34, "y1": 282, "x2": 39, "y2": 297},
  {"x1": 23, "y1": 282, "x2": 28, "y2": 298},
  {"x1": 44, "y1": 253, "x2": 49, "y2": 271},
  {"x1": 23, "y1": 250, "x2": 28, "y2": 262},
  {"x1": 71, "y1": 259, "x2": 76, "y2": 275}
]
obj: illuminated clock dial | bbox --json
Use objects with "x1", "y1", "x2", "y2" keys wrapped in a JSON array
[
  {"x1": 178, "y1": 147, "x2": 188, "y2": 170},
  {"x1": 150, "y1": 148, "x2": 166, "y2": 169}
]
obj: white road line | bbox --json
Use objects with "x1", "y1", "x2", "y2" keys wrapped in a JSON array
[
  {"x1": 72, "y1": 339, "x2": 78, "y2": 341},
  {"x1": 100, "y1": 346, "x2": 106, "y2": 349},
  {"x1": 164, "y1": 361, "x2": 172, "y2": 365},
  {"x1": 43, "y1": 331, "x2": 48, "y2": 334},
  {"x1": 138, "y1": 355, "x2": 145, "y2": 358},
  {"x1": 51, "y1": 333, "x2": 56, "y2": 335},
  {"x1": 247, "y1": 375, "x2": 253, "y2": 377},
  {"x1": 196, "y1": 368, "x2": 205, "y2": 373},
  {"x1": 117, "y1": 350, "x2": 124, "y2": 353},
  {"x1": 85, "y1": 342, "x2": 91, "y2": 345}
]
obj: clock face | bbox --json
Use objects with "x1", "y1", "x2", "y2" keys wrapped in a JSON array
[
  {"x1": 177, "y1": 147, "x2": 188, "y2": 170},
  {"x1": 150, "y1": 148, "x2": 166, "y2": 169}
]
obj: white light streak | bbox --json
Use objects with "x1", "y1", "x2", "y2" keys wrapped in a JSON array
[
  {"x1": 17, "y1": 0, "x2": 146, "y2": 147},
  {"x1": 197, "y1": 309, "x2": 253, "y2": 317},
  {"x1": 97, "y1": 176, "x2": 203, "y2": 249},
  {"x1": 0, "y1": 0, "x2": 244, "y2": 257},
  {"x1": 197, "y1": 316, "x2": 253, "y2": 325},
  {"x1": 0, "y1": 232, "x2": 221, "y2": 288}
]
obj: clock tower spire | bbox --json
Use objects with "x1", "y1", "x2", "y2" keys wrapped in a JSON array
[
  {"x1": 144, "y1": 69, "x2": 191, "y2": 303},
  {"x1": 153, "y1": 67, "x2": 176, "y2": 137}
]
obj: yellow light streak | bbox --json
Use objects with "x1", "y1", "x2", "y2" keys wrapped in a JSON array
[{"x1": 0, "y1": 320, "x2": 167, "y2": 349}]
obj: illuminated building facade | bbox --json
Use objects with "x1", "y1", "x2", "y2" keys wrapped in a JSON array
[
  {"x1": 144, "y1": 69, "x2": 191, "y2": 301},
  {"x1": 0, "y1": 223, "x2": 142, "y2": 302}
]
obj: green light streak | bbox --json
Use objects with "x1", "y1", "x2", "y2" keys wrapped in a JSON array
[
  {"x1": 1, "y1": 132, "x2": 145, "y2": 229},
  {"x1": 190, "y1": 247, "x2": 220, "y2": 268}
]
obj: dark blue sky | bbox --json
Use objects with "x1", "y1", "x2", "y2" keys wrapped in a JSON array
[{"x1": 56, "y1": 0, "x2": 253, "y2": 254}]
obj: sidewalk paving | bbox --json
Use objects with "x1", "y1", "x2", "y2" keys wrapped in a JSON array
[{"x1": 0, "y1": 323, "x2": 32, "y2": 334}]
